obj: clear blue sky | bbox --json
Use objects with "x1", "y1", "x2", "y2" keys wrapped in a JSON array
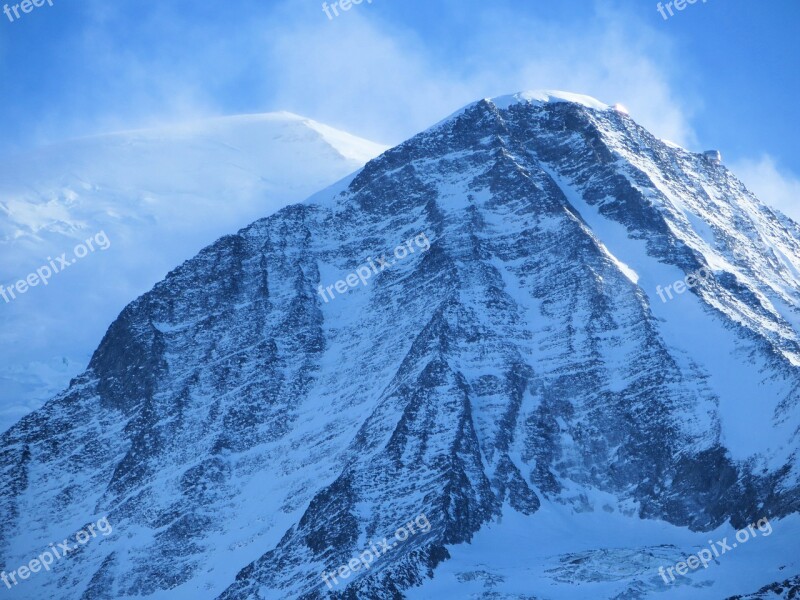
[{"x1": 1, "y1": 0, "x2": 798, "y2": 213}]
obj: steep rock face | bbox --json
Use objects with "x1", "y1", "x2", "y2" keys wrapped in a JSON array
[{"x1": 1, "y1": 92, "x2": 798, "y2": 599}]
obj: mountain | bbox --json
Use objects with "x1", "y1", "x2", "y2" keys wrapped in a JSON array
[
  {"x1": 1, "y1": 90, "x2": 799, "y2": 600},
  {"x1": 0, "y1": 113, "x2": 387, "y2": 433}
]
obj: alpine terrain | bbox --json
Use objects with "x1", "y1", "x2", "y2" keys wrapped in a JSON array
[
  {"x1": 0, "y1": 113, "x2": 387, "y2": 433},
  {"x1": 1, "y1": 91, "x2": 798, "y2": 600}
]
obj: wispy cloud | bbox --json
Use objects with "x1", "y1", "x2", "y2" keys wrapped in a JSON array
[
  {"x1": 4, "y1": 0, "x2": 698, "y2": 151},
  {"x1": 732, "y1": 155, "x2": 800, "y2": 221},
  {"x1": 4, "y1": 0, "x2": 798, "y2": 218},
  {"x1": 260, "y1": 1, "x2": 697, "y2": 147}
]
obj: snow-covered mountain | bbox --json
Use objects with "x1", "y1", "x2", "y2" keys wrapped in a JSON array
[
  {"x1": 1, "y1": 91, "x2": 798, "y2": 599},
  {"x1": 0, "y1": 113, "x2": 387, "y2": 433}
]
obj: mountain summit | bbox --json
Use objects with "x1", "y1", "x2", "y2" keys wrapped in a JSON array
[{"x1": 1, "y1": 92, "x2": 798, "y2": 599}]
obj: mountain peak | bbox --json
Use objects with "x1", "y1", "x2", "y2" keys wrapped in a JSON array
[
  {"x1": 60, "y1": 111, "x2": 387, "y2": 166},
  {"x1": 488, "y1": 89, "x2": 611, "y2": 111},
  {"x1": 2, "y1": 91, "x2": 799, "y2": 600},
  {"x1": 433, "y1": 89, "x2": 624, "y2": 133}
]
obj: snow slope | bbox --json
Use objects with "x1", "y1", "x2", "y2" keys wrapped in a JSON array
[{"x1": 0, "y1": 113, "x2": 387, "y2": 433}]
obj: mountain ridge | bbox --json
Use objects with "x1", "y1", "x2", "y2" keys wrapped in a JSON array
[
  {"x1": 1, "y1": 92, "x2": 798, "y2": 599},
  {"x1": 0, "y1": 112, "x2": 387, "y2": 434}
]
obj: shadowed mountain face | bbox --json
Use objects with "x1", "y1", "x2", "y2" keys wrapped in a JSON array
[{"x1": 1, "y1": 92, "x2": 799, "y2": 599}]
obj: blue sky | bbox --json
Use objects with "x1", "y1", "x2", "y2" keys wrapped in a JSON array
[{"x1": 1, "y1": 0, "x2": 798, "y2": 214}]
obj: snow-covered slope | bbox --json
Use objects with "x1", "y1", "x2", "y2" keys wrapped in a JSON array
[
  {"x1": 0, "y1": 92, "x2": 798, "y2": 599},
  {"x1": 0, "y1": 113, "x2": 387, "y2": 433}
]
